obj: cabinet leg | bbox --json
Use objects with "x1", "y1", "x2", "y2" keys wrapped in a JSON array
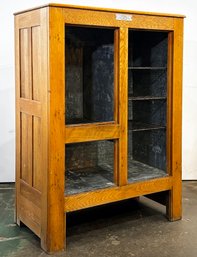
[
  {"x1": 15, "y1": 208, "x2": 22, "y2": 227},
  {"x1": 15, "y1": 218, "x2": 24, "y2": 227},
  {"x1": 15, "y1": 212, "x2": 20, "y2": 226},
  {"x1": 40, "y1": 213, "x2": 66, "y2": 254},
  {"x1": 41, "y1": 232, "x2": 65, "y2": 254},
  {"x1": 166, "y1": 187, "x2": 182, "y2": 221}
]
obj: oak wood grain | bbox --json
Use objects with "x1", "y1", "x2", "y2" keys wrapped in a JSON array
[
  {"x1": 20, "y1": 179, "x2": 41, "y2": 208},
  {"x1": 32, "y1": 116, "x2": 42, "y2": 191},
  {"x1": 62, "y1": 8, "x2": 174, "y2": 30},
  {"x1": 19, "y1": 194, "x2": 41, "y2": 237},
  {"x1": 46, "y1": 6, "x2": 65, "y2": 252},
  {"x1": 19, "y1": 98, "x2": 42, "y2": 117},
  {"x1": 167, "y1": 18, "x2": 183, "y2": 221},
  {"x1": 21, "y1": 113, "x2": 33, "y2": 185},
  {"x1": 118, "y1": 27, "x2": 128, "y2": 186},
  {"x1": 65, "y1": 124, "x2": 120, "y2": 144},
  {"x1": 32, "y1": 25, "x2": 41, "y2": 101},
  {"x1": 16, "y1": 9, "x2": 41, "y2": 28},
  {"x1": 65, "y1": 176, "x2": 173, "y2": 212},
  {"x1": 20, "y1": 27, "x2": 32, "y2": 99},
  {"x1": 39, "y1": 7, "x2": 50, "y2": 252}
]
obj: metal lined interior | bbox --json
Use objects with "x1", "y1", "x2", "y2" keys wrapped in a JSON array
[
  {"x1": 65, "y1": 26, "x2": 115, "y2": 125},
  {"x1": 128, "y1": 30, "x2": 168, "y2": 177}
]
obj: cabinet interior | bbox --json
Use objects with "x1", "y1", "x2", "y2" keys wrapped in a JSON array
[
  {"x1": 128, "y1": 30, "x2": 168, "y2": 182},
  {"x1": 65, "y1": 140, "x2": 115, "y2": 195},
  {"x1": 65, "y1": 26, "x2": 114, "y2": 125},
  {"x1": 65, "y1": 29, "x2": 169, "y2": 195}
]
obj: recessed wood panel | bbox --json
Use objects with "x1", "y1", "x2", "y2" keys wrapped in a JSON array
[
  {"x1": 33, "y1": 116, "x2": 42, "y2": 191},
  {"x1": 21, "y1": 112, "x2": 32, "y2": 185},
  {"x1": 19, "y1": 194, "x2": 41, "y2": 237},
  {"x1": 20, "y1": 180, "x2": 41, "y2": 208},
  {"x1": 20, "y1": 28, "x2": 32, "y2": 99},
  {"x1": 32, "y1": 26, "x2": 41, "y2": 101}
]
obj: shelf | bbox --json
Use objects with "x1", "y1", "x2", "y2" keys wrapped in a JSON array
[
  {"x1": 128, "y1": 121, "x2": 166, "y2": 131},
  {"x1": 128, "y1": 66, "x2": 167, "y2": 70},
  {"x1": 128, "y1": 95, "x2": 166, "y2": 101},
  {"x1": 65, "y1": 160, "x2": 167, "y2": 195},
  {"x1": 65, "y1": 166, "x2": 114, "y2": 195},
  {"x1": 128, "y1": 160, "x2": 167, "y2": 182}
]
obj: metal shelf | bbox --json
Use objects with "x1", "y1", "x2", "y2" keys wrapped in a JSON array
[
  {"x1": 65, "y1": 160, "x2": 167, "y2": 195},
  {"x1": 128, "y1": 95, "x2": 167, "y2": 101},
  {"x1": 128, "y1": 121, "x2": 166, "y2": 131},
  {"x1": 128, "y1": 66, "x2": 167, "y2": 70}
]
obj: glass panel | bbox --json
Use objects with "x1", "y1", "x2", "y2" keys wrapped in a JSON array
[
  {"x1": 65, "y1": 140, "x2": 115, "y2": 195},
  {"x1": 128, "y1": 30, "x2": 168, "y2": 183},
  {"x1": 128, "y1": 31, "x2": 168, "y2": 67},
  {"x1": 65, "y1": 26, "x2": 114, "y2": 125}
]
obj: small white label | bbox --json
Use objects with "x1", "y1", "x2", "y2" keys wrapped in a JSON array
[{"x1": 116, "y1": 13, "x2": 132, "y2": 21}]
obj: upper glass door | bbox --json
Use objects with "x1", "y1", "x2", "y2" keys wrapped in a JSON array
[
  {"x1": 65, "y1": 26, "x2": 115, "y2": 125},
  {"x1": 127, "y1": 30, "x2": 169, "y2": 183}
]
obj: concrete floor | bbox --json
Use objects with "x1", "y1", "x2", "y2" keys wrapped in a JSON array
[{"x1": 0, "y1": 181, "x2": 197, "y2": 257}]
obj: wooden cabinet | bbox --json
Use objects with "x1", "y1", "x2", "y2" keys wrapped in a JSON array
[{"x1": 15, "y1": 4, "x2": 184, "y2": 253}]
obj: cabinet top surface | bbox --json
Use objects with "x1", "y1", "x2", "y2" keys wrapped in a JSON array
[{"x1": 14, "y1": 2, "x2": 185, "y2": 18}]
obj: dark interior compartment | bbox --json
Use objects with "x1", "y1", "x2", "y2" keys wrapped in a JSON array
[
  {"x1": 65, "y1": 26, "x2": 114, "y2": 125},
  {"x1": 65, "y1": 140, "x2": 114, "y2": 195},
  {"x1": 128, "y1": 30, "x2": 168, "y2": 181},
  {"x1": 128, "y1": 31, "x2": 168, "y2": 67}
]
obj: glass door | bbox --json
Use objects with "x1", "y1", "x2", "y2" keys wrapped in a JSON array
[
  {"x1": 65, "y1": 26, "x2": 115, "y2": 125},
  {"x1": 65, "y1": 25, "x2": 117, "y2": 195},
  {"x1": 128, "y1": 30, "x2": 169, "y2": 182}
]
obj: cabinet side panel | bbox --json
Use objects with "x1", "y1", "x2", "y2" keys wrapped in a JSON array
[{"x1": 15, "y1": 8, "x2": 48, "y2": 239}]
